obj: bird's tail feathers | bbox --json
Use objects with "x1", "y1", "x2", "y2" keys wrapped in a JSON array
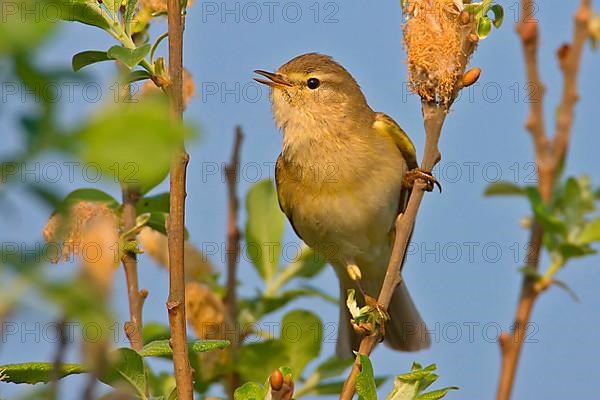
[{"x1": 384, "y1": 282, "x2": 430, "y2": 351}]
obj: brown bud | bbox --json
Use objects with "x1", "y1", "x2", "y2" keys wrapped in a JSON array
[
  {"x1": 459, "y1": 11, "x2": 470, "y2": 25},
  {"x1": 519, "y1": 19, "x2": 538, "y2": 44},
  {"x1": 270, "y1": 369, "x2": 283, "y2": 391},
  {"x1": 557, "y1": 43, "x2": 570, "y2": 65},
  {"x1": 462, "y1": 67, "x2": 481, "y2": 87}
]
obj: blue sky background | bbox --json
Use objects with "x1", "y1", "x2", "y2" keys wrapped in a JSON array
[{"x1": 2, "y1": 1, "x2": 600, "y2": 399}]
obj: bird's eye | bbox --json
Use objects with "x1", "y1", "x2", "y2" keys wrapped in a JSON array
[{"x1": 307, "y1": 77, "x2": 320, "y2": 89}]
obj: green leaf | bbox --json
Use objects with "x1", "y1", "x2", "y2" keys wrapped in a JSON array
[
  {"x1": 124, "y1": 0, "x2": 138, "y2": 30},
  {"x1": 558, "y1": 243, "x2": 596, "y2": 260},
  {"x1": 356, "y1": 354, "x2": 377, "y2": 400},
  {"x1": 102, "y1": 0, "x2": 120, "y2": 18},
  {"x1": 137, "y1": 192, "x2": 170, "y2": 214},
  {"x1": 167, "y1": 387, "x2": 178, "y2": 400},
  {"x1": 483, "y1": 181, "x2": 525, "y2": 197},
  {"x1": 387, "y1": 376, "x2": 419, "y2": 400},
  {"x1": 144, "y1": 212, "x2": 168, "y2": 235},
  {"x1": 418, "y1": 373, "x2": 440, "y2": 393},
  {"x1": 139, "y1": 339, "x2": 229, "y2": 358},
  {"x1": 0, "y1": 363, "x2": 85, "y2": 384},
  {"x1": 146, "y1": 371, "x2": 177, "y2": 400},
  {"x1": 578, "y1": 217, "x2": 600, "y2": 244},
  {"x1": 100, "y1": 348, "x2": 147, "y2": 398},
  {"x1": 59, "y1": 188, "x2": 119, "y2": 212},
  {"x1": 561, "y1": 176, "x2": 595, "y2": 214},
  {"x1": 282, "y1": 310, "x2": 322, "y2": 377},
  {"x1": 0, "y1": 0, "x2": 58, "y2": 54},
  {"x1": 127, "y1": 70, "x2": 152, "y2": 83},
  {"x1": 525, "y1": 187, "x2": 567, "y2": 235},
  {"x1": 415, "y1": 387, "x2": 459, "y2": 400},
  {"x1": 238, "y1": 310, "x2": 322, "y2": 382},
  {"x1": 142, "y1": 322, "x2": 171, "y2": 343},
  {"x1": 396, "y1": 364, "x2": 437, "y2": 383},
  {"x1": 245, "y1": 179, "x2": 285, "y2": 283},
  {"x1": 387, "y1": 363, "x2": 457, "y2": 400},
  {"x1": 234, "y1": 382, "x2": 268, "y2": 400},
  {"x1": 274, "y1": 246, "x2": 328, "y2": 289},
  {"x1": 238, "y1": 341, "x2": 288, "y2": 383},
  {"x1": 490, "y1": 4, "x2": 504, "y2": 28},
  {"x1": 107, "y1": 44, "x2": 152, "y2": 69},
  {"x1": 244, "y1": 286, "x2": 336, "y2": 319},
  {"x1": 477, "y1": 16, "x2": 492, "y2": 39},
  {"x1": 58, "y1": 0, "x2": 113, "y2": 30},
  {"x1": 76, "y1": 98, "x2": 193, "y2": 194},
  {"x1": 72, "y1": 50, "x2": 111, "y2": 72},
  {"x1": 291, "y1": 247, "x2": 327, "y2": 278}
]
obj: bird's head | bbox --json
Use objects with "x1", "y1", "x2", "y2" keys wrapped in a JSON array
[{"x1": 254, "y1": 53, "x2": 372, "y2": 131}]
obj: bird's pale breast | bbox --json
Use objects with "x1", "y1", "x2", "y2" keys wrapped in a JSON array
[{"x1": 276, "y1": 125, "x2": 407, "y2": 271}]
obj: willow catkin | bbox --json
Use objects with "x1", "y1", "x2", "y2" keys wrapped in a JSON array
[{"x1": 403, "y1": 0, "x2": 467, "y2": 104}]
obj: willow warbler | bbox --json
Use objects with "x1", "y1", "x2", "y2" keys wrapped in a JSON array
[{"x1": 254, "y1": 53, "x2": 431, "y2": 357}]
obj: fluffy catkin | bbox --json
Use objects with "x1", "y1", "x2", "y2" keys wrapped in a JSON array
[{"x1": 403, "y1": 0, "x2": 466, "y2": 104}]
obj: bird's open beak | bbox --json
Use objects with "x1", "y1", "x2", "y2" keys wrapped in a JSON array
[{"x1": 253, "y1": 70, "x2": 292, "y2": 88}]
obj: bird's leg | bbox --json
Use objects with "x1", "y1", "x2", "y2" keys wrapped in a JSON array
[
  {"x1": 364, "y1": 296, "x2": 389, "y2": 340},
  {"x1": 403, "y1": 168, "x2": 442, "y2": 193},
  {"x1": 346, "y1": 263, "x2": 368, "y2": 299}
]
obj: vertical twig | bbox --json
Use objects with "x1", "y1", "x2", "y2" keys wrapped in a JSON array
[
  {"x1": 81, "y1": 373, "x2": 98, "y2": 400},
  {"x1": 115, "y1": 62, "x2": 147, "y2": 352},
  {"x1": 166, "y1": 0, "x2": 193, "y2": 397},
  {"x1": 121, "y1": 186, "x2": 146, "y2": 351},
  {"x1": 496, "y1": 2, "x2": 591, "y2": 399},
  {"x1": 224, "y1": 126, "x2": 243, "y2": 397},
  {"x1": 50, "y1": 317, "x2": 68, "y2": 400}
]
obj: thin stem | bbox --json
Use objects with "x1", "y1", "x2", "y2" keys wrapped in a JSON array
[
  {"x1": 166, "y1": 0, "x2": 194, "y2": 396},
  {"x1": 495, "y1": 2, "x2": 591, "y2": 399},
  {"x1": 224, "y1": 126, "x2": 243, "y2": 398},
  {"x1": 121, "y1": 186, "x2": 146, "y2": 352},
  {"x1": 49, "y1": 317, "x2": 68, "y2": 400},
  {"x1": 151, "y1": 32, "x2": 169, "y2": 64},
  {"x1": 80, "y1": 372, "x2": 98, "y2": 400}
]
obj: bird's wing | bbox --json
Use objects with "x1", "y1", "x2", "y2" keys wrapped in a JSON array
[
  {"x1": 373, "y1": 112, "x2": 418, "y2": 218},
  {"x1": 372, "y1": 112, "x2": 418, "y2": 170},
  {"x1": 275, "y1": 154, "x2": 304, "y2": 241}
]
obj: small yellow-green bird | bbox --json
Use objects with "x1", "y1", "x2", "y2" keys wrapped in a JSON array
[{"x1": 254, "y1": 53, "x2": 431, "y2": 357}]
